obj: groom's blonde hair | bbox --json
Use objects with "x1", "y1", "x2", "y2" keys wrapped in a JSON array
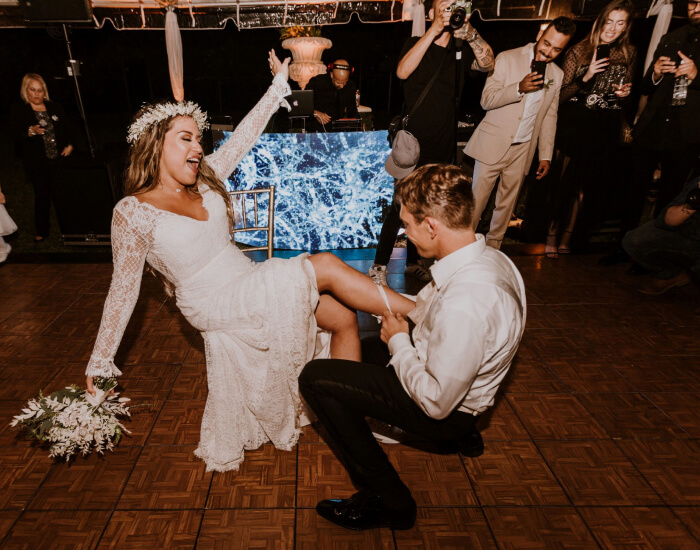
[{"x1": 395, "y1": 164, "x2": 474, "y2": 230}]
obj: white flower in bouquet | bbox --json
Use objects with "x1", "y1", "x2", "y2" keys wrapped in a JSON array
[{"x1": 10, "y1": 377, "x2": 131, "y2": 461}]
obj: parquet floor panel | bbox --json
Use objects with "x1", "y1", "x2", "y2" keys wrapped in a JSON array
[
  {"x1": 500, "y1": 356, "x2": 567, "y2": 394},
  {"x1": 536, "y1": 440, "x2": 663, "y2": 506},
  {"x1": 673, "y1": 508, "x2": 700, "y2": 540},
  {"x1": 545, "y1": 358, "x2": 636, "y2": 393},
  {"x1": 482, "y1": 506, "x2": 599, "y2": 548},
  {"x1": 0, "y1": 447, "x2": 54, "y2": 510},
  {"x1": 27, "y1": 447, "x2": 141, "y2": 510},
  {"x1": 207, "y1": 445, "x2": 296, "y2": 509},
  {"x1": 295, "y1": 508, "x2": 394, "y2": 550},
  {"x1": 578, "y1": 506, "x2": 700, "y2": 549},
  {"x1": 0, "y1": 512, "x2": 21, "y2": 542},
  {"x1": 476, "y1": 395, "x2": 531, "y2": 441},
  {"x1": 462, "y1": 441, "x2": 569, "y2": 506},
  {"x1": 645, "y1": 393, "x2": 700, "y2": 437},
  {"x1": 617, "y1": 440, "x2": 700, "y2": 506},
  {"x1": 198, "y1": 509, "x2": 295, "y2": 549},
  {"x1": 169, "y1": 363, "x2": 208, "y2": 401},
  {"x1": 605, "y1": 356, "x2": 700, "y2": 393},
  {"x1": 1, "y1": 256, "x2": 699, "y2": 548},
  {"x1": 506, "y1": 394, "x2": 609, "y2": 440},
  {"x1": 1, "y1": 510, "x2": 111, "y2": 550},
  {"x1": 296, "y1": 444, "x2": 356, "y2": 508},
  {"x1": 384, "y1": 446, "x2": 477, "y2": 506},
  {"x1": 392, "y1": 507, "x2": 497, "y2": 550},
  {"x1": 146, "y1": 399, "x2": 205, "y2": 446},
  {"x1": 96, "y1": 510, "x2": 202, "y2": 549},
  {"x1": 521, "y1": 328, "x2": 598, "y2": 361},
  {"x1": 117, "y1": 445, "x2": 213, "y2": 510},
  {"x1": 576, "y1": 392, "x2": 689, "y2": 440}
]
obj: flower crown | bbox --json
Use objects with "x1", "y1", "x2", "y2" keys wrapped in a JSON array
[{"x1": 127, "y1": 101, "x2": 209, "y2": 144}]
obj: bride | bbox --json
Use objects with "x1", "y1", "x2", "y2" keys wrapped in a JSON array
[{"x1": 85, "y1": 51, "x2": 415, "y2": 472}]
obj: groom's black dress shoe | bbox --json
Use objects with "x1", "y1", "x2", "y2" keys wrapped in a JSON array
[
  {"x1": 316, "y1": 492, "x2": 416, "y2": 531},
  {"x1": 457, "y1": 428, "x2": 484, "y2": 457}
]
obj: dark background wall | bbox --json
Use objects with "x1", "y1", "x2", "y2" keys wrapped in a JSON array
[{"x1": 0, "y1": 13, "x2": 665, "y2": 155}]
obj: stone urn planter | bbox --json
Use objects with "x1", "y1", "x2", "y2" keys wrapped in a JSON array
[{"x1": 282, "y1": 36, "x2": 333, "y2": 90}]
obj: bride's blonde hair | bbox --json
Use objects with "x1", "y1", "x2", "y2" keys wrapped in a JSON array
[
  {"x1": 123, "y1": 101, "x2": 237, "y2": 293},
  {"x1": 124, "y1": 101, "x2": 235, "y2": 235}
]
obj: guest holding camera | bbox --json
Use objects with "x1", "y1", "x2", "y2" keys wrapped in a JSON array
[
  {"x1": 9, "y1": 73, "x2": 74, "y2": 242},
  {"x1": 622, "y1": 176, "x2": 700, "y2": 295},
  {"x1": 544, "y1": 0, "x2": 636, "y2": 258},
  {"x1": 368, "y1": 0, "x2": 494, "y2": 285}
]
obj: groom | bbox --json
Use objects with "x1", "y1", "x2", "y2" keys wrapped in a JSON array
[{"x1": 299, "y1": 164, "x2": 527, "y2": 531}]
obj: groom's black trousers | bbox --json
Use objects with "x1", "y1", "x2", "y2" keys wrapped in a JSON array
[{"x1": 298, "y1": 336, "x2": 478, "y2": 510}]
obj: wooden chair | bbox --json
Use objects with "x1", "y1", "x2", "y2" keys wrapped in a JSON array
[{"x1": 229, "y1": 185, "x2": 276, "y2": 259}]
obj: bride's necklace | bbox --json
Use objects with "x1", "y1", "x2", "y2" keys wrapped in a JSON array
[{"x1": 160, "y1": 184, "x2": 184, "y2": 194}]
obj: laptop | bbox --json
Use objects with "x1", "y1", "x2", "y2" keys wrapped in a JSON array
[{"x1": 287, "y1": 90, "x2": 314, "y2": 117}]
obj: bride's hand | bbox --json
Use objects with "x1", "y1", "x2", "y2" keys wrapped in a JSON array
[
  {"x1": 86, "y1": 376, "x2": 96, "y2": 396},
  {"x1": 269, "y1": 49, "x2": 290, "y2": 81}
]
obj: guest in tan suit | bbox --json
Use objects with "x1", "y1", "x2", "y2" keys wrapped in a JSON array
[{"x1": 465, "y1": 17, "x2": 576, "y2": 249}]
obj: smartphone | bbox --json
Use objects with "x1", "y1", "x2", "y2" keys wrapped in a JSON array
[
  {"x1": 596, "y1": 44, "x2": 611, "y2": 61},
  {"x1": 531, "y1": 60, "x2": 547, "y2": 84}
]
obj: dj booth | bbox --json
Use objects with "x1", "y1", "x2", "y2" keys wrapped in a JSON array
[{"x1": 218, "y1": 129, "x2": 394, "y2": 250}]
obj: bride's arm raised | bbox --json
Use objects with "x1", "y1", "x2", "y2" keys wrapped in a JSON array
[
  {"x1": 206, "y1": 50, "x2": 291, "y2": 182},
  {"x1": 85, "y1": 200, "x2": 152, "y2": 394}
]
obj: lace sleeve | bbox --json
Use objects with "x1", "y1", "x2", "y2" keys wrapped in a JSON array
[
  {"x1": 86, "y1": 200, "x2": 152, "y2": 378},
  {"x1": 206, "y1": 73, "x2": 291, "y2": 182},
  {"x1": 559, "y1": 45, "x2": 586, "y2": 104}
]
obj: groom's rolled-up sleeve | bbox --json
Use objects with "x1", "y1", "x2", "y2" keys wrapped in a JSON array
[{"x1": 388, "y1": 308, "x2": 486, "y2": 420}]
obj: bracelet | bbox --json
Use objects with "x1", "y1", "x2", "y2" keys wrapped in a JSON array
[{"x1": 28, "y1": 126, "x2": 35, "y2": 136}]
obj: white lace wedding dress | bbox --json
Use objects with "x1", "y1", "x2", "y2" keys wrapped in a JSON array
[{"x1": 86, "y1": 75, "x2": 326, "y2": 472}]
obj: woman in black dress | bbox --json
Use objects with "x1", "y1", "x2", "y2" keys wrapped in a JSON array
[
  {"x1": 10, "y1": 73, "x2": 74, "y2": 241},
  {"x1": 544, "y1": 0, "x2": 636, "y2": 257}
]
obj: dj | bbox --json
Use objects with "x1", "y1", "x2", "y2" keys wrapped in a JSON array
[{"x1": 307, "y1": 59, "x2": 359, "y2": 130}]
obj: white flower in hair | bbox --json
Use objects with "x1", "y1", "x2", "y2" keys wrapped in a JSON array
[{"x1": 127, "y1": 101, "x2": 209, "y2": 144}]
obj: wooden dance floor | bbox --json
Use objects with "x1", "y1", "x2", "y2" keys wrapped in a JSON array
[{"x1": 1, "y1": 250, "x2": 699, "y2": 549}]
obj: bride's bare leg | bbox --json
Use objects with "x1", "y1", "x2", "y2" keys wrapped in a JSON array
[
  {"x1": 315, "y1": 294, "x2": 361, "y2": 361},
  {"x1": 309, "y1": 253, "x2": 416, "y2": 316}
]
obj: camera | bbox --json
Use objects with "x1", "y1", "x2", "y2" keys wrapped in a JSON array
[
  {"x1": 446, "y1": 0, "x2": 472, "y2": 30},
  {"x1": 686, "y1": 188, "x2": 700, "y2": 210}
]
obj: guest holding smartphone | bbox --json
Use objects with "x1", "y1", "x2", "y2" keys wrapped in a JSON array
[{"x1": 544, "y1": 0, "x2": 636, "y2": 257}]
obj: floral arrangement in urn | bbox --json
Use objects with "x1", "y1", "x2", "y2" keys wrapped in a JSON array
[
  {"x1": 279, "y1": 26, "x2": 323, "y2": 40},
  {"x1": 280, "y1": 26, "x2": 332, "y2": 89}
]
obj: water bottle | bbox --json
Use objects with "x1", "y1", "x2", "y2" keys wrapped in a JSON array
[{"x1": 671, "y1": 59, "x2": 688, "y2": 107}]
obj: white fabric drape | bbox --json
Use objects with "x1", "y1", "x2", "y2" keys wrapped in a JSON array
[
  {"x1": 412, "y1": 0, "x2": 425, "y2": 36},
  {"x1": 644, "y1": 0, "x2": 674, "y2": 74},
  {"x1": 165, "y1": 7, "x2": 185, "y2": 101}
]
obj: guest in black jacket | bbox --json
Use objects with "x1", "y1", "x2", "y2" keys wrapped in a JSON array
[
  {"x1": 9, "y1": 73, "x2": 74, "y2": 241},
  {"x1": 601, "y1": 3, "x2": 700, "y2": 265},
  {"x1": 306, "y1": 60, "x2": 358, "y2": 131}
]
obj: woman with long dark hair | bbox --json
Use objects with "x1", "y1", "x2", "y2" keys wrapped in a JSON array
[
  {"x1": 84, "y1": 51, "x2": 415, "y2": 472},
  {"x1": 544, "y1": 0, "x2": 636, "y2": 257}
]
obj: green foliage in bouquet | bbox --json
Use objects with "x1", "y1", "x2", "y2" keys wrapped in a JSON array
[
  {"x1": 279, "y1": 25, "x2": 323, "y2": 40},
  {"x1": 10, "y1": 376, "x2": 131, "y2": 461}
]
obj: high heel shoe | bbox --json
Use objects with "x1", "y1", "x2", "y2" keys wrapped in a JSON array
[
  {"x1": 544, "y1": 233, "x2": 558, "y2": 259},
  {"x1": 558, "y1": 230, "x2": 572, "y2": 255}
]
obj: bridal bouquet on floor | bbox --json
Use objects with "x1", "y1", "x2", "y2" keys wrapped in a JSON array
[{"x1": 10, "y1": 377, "x2": 131, "y2": 461}]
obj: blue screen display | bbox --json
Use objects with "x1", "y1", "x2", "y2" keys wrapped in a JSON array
[{"x1": 215, "y1": 131, "x2": 394, "y2": 250}]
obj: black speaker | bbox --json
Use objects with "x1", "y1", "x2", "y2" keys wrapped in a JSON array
[
  {"x1": 52, "y1": 157, "x2": 119, "y2": 243},
  {"x1": 19, "y1": 0, "x2": 93, "y2": 23}
]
